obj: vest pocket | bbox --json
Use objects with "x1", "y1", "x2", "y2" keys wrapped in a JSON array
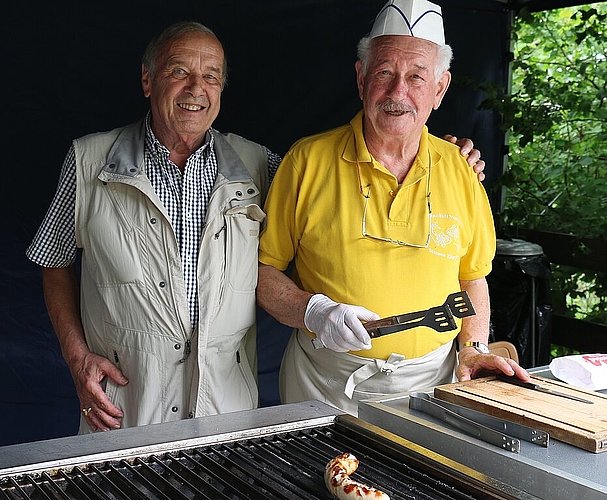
[
  {"x1": 224, "y1": 204, "x2": 266, "y2": 292},
  {"x1": 103, "y1": 335, "x2": 170, "y2": 428},
  {"x1": 204, "y1": 342, "x2": 259, "y2": 413}
]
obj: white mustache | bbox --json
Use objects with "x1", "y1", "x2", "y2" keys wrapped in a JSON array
[{"x1": 379, "y1": 100, "x2": 417, "y2": 116}]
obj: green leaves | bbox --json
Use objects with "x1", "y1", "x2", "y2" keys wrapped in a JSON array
[
  {"x1": 494, "y1": 3, "x2": 607, "y2": 239},
  {"x1": 487, "y1": 4, "x2": 607, "y2": 334}
]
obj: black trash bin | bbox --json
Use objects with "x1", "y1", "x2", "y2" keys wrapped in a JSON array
[{"x1": 487, "y1": 239, "x2": 553, "y2": 368}]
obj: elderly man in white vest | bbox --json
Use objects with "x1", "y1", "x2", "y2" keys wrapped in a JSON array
[
  {"x1": 257, "y1": 0, "x2": 530, "y2": 415},
  {"x1": 26, "y1": 22, "x2": 278, "y2": 432}
]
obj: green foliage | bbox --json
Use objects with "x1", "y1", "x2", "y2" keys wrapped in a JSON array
[
  {"x1": 490, "y1": 4, "x2": 607, "y2": 236},
  {"x1": 551, "y1": 265, "x2": 607, "y2": 323},
  {"x1": 480, "y1": 3, "x2": 607, "y2": 343}
]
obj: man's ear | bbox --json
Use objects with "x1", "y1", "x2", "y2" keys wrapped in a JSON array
[
  {"x1": 433, "y1": 71, "x2": 451, "y2": 110},
  {"x1": 141, "y1": 64, "x2": 151, "y2": 98},
  {"x1": 355, "y1": 60, "x2": 365, "y2": 100}
]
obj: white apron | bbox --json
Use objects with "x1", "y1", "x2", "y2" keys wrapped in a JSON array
[{"x1": 279, "y1": 329, "x2": 457, "y2": 415}]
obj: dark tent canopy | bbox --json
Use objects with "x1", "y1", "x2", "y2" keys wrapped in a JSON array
[{"x1": 0, "y1": 0, "x2": 592, "y2": 446}]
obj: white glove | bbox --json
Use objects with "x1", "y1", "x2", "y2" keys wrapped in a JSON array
[{"x1": 304, "y1": 294, "x2": 380, "y2": 352}]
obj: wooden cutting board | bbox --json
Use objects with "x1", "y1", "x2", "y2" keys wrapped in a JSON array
[{"x1": 434, "y1": 375, "x2": 607, "y2": 453}]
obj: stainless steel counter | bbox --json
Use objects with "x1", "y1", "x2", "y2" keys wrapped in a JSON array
[{"x1": 359, "y1": 366, "x2": 607, "y2": 500}]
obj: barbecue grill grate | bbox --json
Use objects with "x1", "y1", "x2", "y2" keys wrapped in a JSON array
[{"x1": 0, "y1": 423, "x2": 485, "y2": 500}]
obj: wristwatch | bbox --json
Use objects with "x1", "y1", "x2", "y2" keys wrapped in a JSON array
[{"x1": 461, "y1": 341, "x2": 490, "y2": 354}]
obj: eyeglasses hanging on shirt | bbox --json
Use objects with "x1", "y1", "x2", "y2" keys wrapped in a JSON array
[{"x1": 354, "y1": 136, "x2": 432, "y2": 248}]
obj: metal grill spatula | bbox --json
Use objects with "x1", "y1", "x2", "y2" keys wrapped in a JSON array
[{"x1": 364, "y1": 291, "x2": 476, "y2": 338}]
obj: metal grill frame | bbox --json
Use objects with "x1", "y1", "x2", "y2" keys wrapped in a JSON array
[{"x1": 0, "y1": 401, "x2": 535, "y2": 500}]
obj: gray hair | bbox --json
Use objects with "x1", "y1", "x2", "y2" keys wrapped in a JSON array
[
  {"x1": 356, "y1": 36, "x2": 453, "y2": 82},
  {"x1": 142, "y1": 21, "x2": 228, "y2": 88}
]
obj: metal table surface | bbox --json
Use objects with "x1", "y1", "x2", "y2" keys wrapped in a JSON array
[
  {"x1": 359, "y1": 367, "x2": 607, "y2": 500},
  {"x1": 0, "y1": 401, "x2": 341, "y2": 478}
]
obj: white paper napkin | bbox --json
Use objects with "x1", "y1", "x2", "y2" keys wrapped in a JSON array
[{"x1": 549, "y1": 354, "x2": 607, "y2": 391}]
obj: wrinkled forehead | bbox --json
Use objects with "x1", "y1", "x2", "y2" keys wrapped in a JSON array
[
  {"x1": 373, "y1": 35, "x2": 438, "y2": 58},
  {"x1": 160, "y1": 32, "x2": 224, "y2": 65},
  {"x1": 369, "y1": 35, "x2": 438, "y2": 67}
]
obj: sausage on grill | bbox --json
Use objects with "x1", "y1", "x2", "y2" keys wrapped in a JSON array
[{"x1": 324, "y1": 452, "x2": 390, "y2": 500}]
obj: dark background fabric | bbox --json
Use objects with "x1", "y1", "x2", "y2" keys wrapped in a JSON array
[{"x1": 0, "y1": 0, "x2": 573, "y2": 446}]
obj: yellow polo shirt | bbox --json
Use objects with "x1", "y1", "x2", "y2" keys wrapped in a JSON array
[{"x1": 259, "y1": 111, "x2": 496, "y2": 359}]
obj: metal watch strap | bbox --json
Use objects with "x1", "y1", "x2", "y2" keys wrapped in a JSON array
[{"x1": 461, "y1": 341, "x2": 490, "y2": 354}]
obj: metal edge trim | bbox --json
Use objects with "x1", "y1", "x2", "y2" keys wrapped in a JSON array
[{"x1": 0, "y1": 414, "x2": 338, "y2": 479}]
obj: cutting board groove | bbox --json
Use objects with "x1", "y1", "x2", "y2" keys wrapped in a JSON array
[{"x1": 434, "y1": 375, "x2": 607, "y2": 453}]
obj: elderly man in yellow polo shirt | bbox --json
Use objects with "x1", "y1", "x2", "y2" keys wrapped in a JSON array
[{"x1": 257, "y1": 0, "x2": 530, "y2": 415}]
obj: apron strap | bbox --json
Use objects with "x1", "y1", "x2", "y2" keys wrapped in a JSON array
[{"x1": 344, "y1": 353, "x2": 408, "y2": 398}]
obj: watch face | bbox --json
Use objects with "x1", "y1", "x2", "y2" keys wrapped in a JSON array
[
  {"x1": 463, "y1": 341, "x2": 490, "y2": 354},
  {"x1": 477, "y1": 343, "x2": 490, "y2": 354}
]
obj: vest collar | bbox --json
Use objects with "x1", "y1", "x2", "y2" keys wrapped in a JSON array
[{"x1": 100, "y1": 118, "x2": 254, "y2": 185}]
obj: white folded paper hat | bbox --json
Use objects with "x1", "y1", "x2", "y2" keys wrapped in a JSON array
[{"x1": 370, "y1": 0, "x2": 445, "y2": 46}]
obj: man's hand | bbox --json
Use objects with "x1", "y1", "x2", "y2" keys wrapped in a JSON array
[
  {"x1": 304, "y1": 294, "x2": 380, "y2": 352},
  {"x1": 443, "y1": 134, "x2": 486, "y2": 182},
  {"x1": 42, "y1": 265, "x2": 129, "y2": 431},
  {"x1": 456, "y1": 347, "x2": 531, "y2": 382},
  {"x1": 70, "y1": 351, "x2": 129, "y2": 431}
]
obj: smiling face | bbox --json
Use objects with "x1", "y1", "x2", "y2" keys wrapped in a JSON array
[
  {"x1": 356, "y1": 35, "x2": 451, "y2": 147},
  {"x1": 141, "y1": 31, "x2": 224, "y2": 151}
]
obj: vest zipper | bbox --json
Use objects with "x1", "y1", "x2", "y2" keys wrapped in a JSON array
[
  {"x1": 179, "y1": 340, "x2": 192, "y2": 363},
  {"x1": 214, "y1": 224, "x2": 227, "y2": 239}
]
